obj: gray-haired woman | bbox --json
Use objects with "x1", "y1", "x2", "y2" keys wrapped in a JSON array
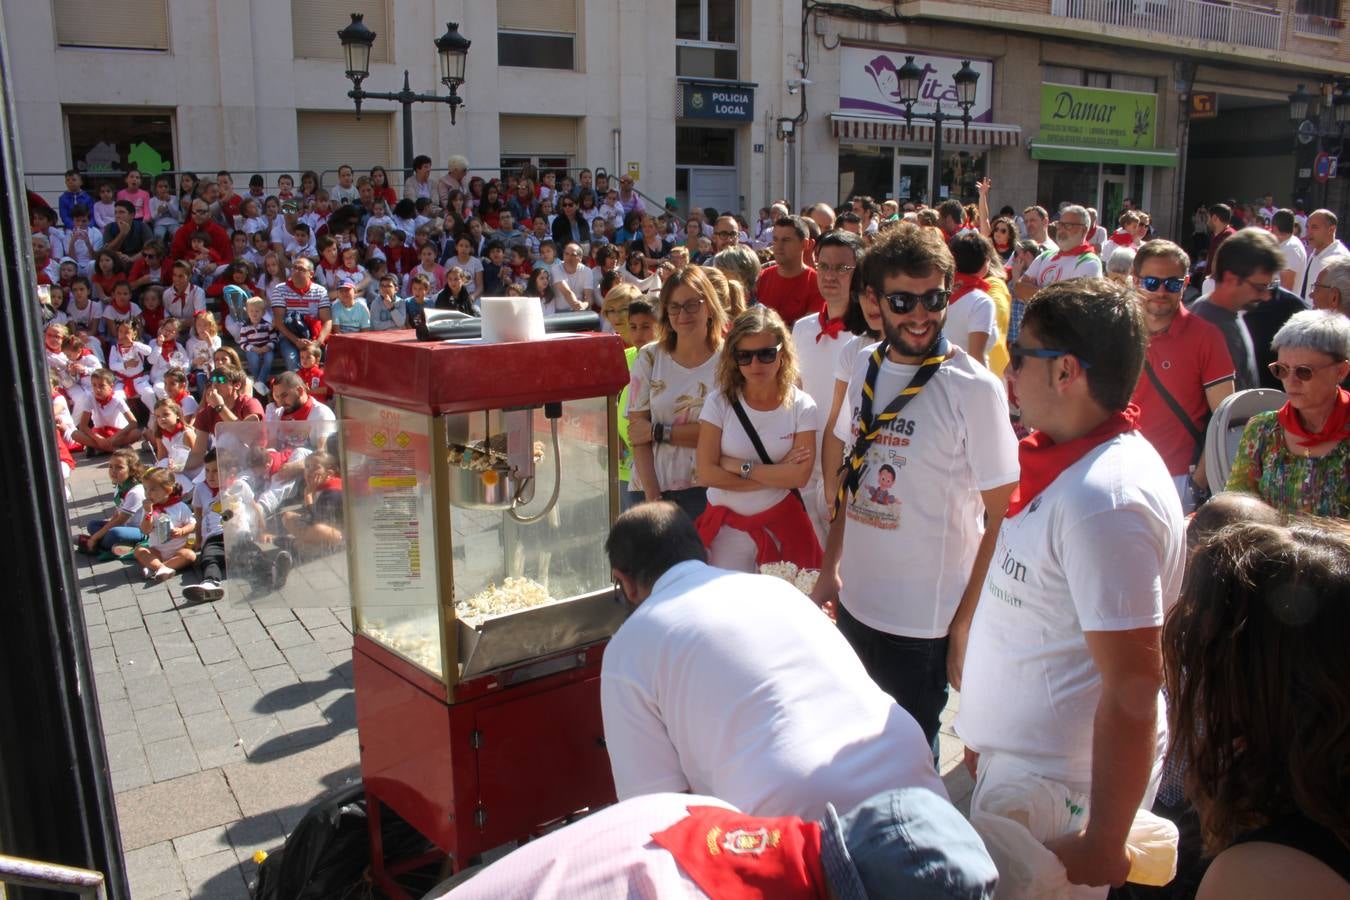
[{"x1": 1227, "y1": 309, "x2": 1350, "y2": 516}]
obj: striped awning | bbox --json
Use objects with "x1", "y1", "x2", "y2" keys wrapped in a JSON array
[{"x1": 830, "y1": 113, "x2": 1022, "y2": 147}]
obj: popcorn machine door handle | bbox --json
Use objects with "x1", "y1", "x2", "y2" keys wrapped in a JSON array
[{"x1": 509, "y1": 416, "x2": 562, "y2": 524}]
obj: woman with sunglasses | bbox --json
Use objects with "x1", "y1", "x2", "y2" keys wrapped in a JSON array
[
  {"x1": 693, "y1": 307, "x2": 821, "y2": 572},
  {"x1": 628, "y1": 266, "x2": 728, "y2": 522},
  {"x1": 1227, "y1": 310, "x2": 1350, "y2": 517}
]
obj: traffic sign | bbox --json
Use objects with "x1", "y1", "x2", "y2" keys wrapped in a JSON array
[{"x1": 1314, "y1": 152, "x2": 1333, "y2": 183}]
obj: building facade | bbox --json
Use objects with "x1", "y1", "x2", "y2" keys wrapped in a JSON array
[{"x1": 7, "y1": 0, "x2": 1349, "y2": 237}]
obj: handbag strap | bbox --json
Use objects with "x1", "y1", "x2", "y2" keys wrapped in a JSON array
[
  {"x1": 1143, "y1": 360, "x2": 1208, "y2": 465},
  {"x1": 731, "y1": 397, "x2": 805, "y2": 506}
]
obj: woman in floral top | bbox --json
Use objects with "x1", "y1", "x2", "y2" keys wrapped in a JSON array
[
  {"x1": 627, "y1": 266, "x2": 727, "y2": 522},
  {"x1": 1227, "y1": 311, "x2": 1350, "y2": 517}
]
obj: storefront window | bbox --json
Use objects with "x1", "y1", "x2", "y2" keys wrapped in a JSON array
[
  {"x1": 677, "y1": 127, "x2": 736, "y2": 166},
  {"x1": 66, "y1": 108, "x2": 176, "y2": 179},
  {"x1": 839, "y1": 144, "x2": 893, "y2": 206},
  {"x1": 941, "y1": 150, "x2": 988, "y2": 204},
  {"x1": 1038, "y1": 161, "x2": 1099, "y2": 211}
]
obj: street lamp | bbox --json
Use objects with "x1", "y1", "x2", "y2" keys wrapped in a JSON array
[
  {"x1": 338, "y1": 13, "x2": 471, "y2": 177},
  {"x1": 1288, "y1": 78, "x2": 1348, "y2": 209},
  {"x1": 892, "y1": 56, "x2": 980, "y2": 206}
]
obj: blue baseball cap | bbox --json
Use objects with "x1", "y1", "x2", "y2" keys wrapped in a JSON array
[{"x1": 819, "y1": 788, "x2": 998, "y2": 899}]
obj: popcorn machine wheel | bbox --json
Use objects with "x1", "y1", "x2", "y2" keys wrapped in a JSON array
[{"x1": 324, "y1": 329, "x2": 631, "y2": 896}]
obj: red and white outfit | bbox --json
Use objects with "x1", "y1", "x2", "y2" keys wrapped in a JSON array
[
  {"x1": 957, "y1": 425, "x2": 1183, "y2": 900},
  {"x1": 143, "y1": 497, "x2": 195, "y2": 556},
  {"x1": 791, "y1": 308, "x2": 855, "y2": 539},
  {"x1": 1099, "y1": 230, "x2": 1138, "y2": 267},
  {"x1": 944, "y1": 275, "x2": 1000, "y2": 360},
  {"x1": 155, "y1": 420, "x2": 192, "y2": 468},
  {"x1": 100, "y1": 300, "x2": 142, "y2": 335},
  {"x1": 83, "y1": 391, "x2": 135, "y2": 440},
  {"x1": 694, "y1": 386, "x2": 820, "y2": 572},
  {"x1": 162, "y1": 283, "x2": 207, "y2": 321},
  {"x1": 107, "y1": 340, "x2": 156, "y2": 409},
  {"x1": 295, "y1": 364, "x2": 331, "y2": 404},
  {"x1": 1023, "y1": 244, "x2": 1103, "y2": 288},
  {"x1": 149, "y1": 337, "x2": 192, "y2": 387},
  {"x1": 268, "y1": 278, "x2": 330, "y2": 339}
]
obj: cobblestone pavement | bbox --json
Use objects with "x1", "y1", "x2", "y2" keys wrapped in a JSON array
[{"x1": 65, "y1": 453, "x2": 972, "y2": 899}]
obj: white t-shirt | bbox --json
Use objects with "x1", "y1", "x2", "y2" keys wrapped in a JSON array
[
  {"x1": 832, "y1": 346, "x2": 1019, "y2": 638},
  {"x1": 792, "y1": 313, "x2": 855, "y2": 454},
  {"x1": 108, "y1": 341, "x2": 152, "y2": 381},
  {"x1": 191, "y1": 481, "x2": 227, "y2": 540},
  {"x1": 1299, "y1": 239, "x2": 1350, "y2": 301},
  {"x1": 956, "y1": 432, "x2": 1184, "y2": 783},
  {"x1": 944, "y1": 289, "x2": 999, "y2": 358},
  {"x1": 1279, "y1": 234, "x2": 1307, "y2": 282},
  {"x1": 1024, "y1": 247, "x2": 1103, "y2": 287},
  {"x1": 162, "y1": 284, "x2": 206, "y2": 320},
  {"x1": 699, "y1": 386, "x2": 817, "y2": 516},
  {"x1": 89, "y1": 394, "x2": 135, "y2": 431},
  {"x1": 148, "y1": 499, "x2": 196, "y2": 555},
  {"x1": 434, "y1": 792, "x2": 725, "y2": 899},
  {"x1": 116, "y1": 483, "x2": 147, "y2": 518},
  {"x1": 601, "y1": 561, "x2": 946, "y2": 820},
  {"x1": 550, "y1": 261, "x2": 594, "y2": 306},
  {"x1": 447, "y1": 254, "x2": 483, "y2": 298},
  {"x1": 627, "y1": 345, "x2": 720, "y2": 494}
]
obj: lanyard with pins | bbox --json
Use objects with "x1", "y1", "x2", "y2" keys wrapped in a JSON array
[{"x1": 832, "y1": 335, "x2": 950, "y2": 521}]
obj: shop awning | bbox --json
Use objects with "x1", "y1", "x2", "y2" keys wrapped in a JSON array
[
  {"x1": 1030, "y1": 142, "x2": 1178, "y2": 168},
  {"x1": 830, "y1": 114, "x2": 1022, "y2": 147}
]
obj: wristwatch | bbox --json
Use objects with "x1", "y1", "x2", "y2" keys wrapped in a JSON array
[
  {"x1": 653, "y1": 423, "x2": 665, "y2": 444},
  {"x1": 739, "y1": 460, "x2": 754, "y2": 479}
]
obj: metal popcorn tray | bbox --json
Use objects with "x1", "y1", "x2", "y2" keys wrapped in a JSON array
[{"x1": 456, "y1": 586, "x2": 629, "y2": 680}]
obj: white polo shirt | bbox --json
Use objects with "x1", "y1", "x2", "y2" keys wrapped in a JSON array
[
  {"x1": 956, "y1": 432, "x2": 1184, "y2": 783},
  {"x1": 792, "y1": 312, "x2": 854, "y2": 456},
  {"x1": 943, "y1": 289, "x2": 999, "y2": 359},
  {"x1": 1024, "y1": 247, "x2": 1103, "y2": 288},
  {"x1": 832, "y1": 346, "x2": 1019, "y2": 638},
  {"x1": 601, "y1": 561, "x2": 945, "y2": 821},
  {"x1": 1299, "y1": 238, "x2": 1350, "y2": 301}
]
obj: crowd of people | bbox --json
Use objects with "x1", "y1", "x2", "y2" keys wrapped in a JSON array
[{"x1": 31, "y1": 157, "x2": 1350, "y2": 898}]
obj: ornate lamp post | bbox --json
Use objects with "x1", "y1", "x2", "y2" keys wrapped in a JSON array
[
  {"x1": 338, "y1": 13, "x2": 470, "y2": 177},
  {"x1": 894, "y1": 57, "x2": 980, "y2": 205}
]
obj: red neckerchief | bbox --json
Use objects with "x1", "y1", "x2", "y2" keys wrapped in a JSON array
[
  {"x1": 316, "y1": 476, "x2": 343, "y2": 493},
  {"x1": 320, "y1": 257, "x2": 341, "y2": 272},
  {"x1": 1053, "y1": 242, "x2": 1095, "y2": 260},
  {"x1": 1278, "y1": 387, "x2": 1350, "y2": 448},
  {"x1": 651, "y1": 806, "x2": 828, "y2": 900},
  {"x1": 950, "y1": 272, "x2": 991, "y2": 305},
  {"x1": 341, "y1": 265, "x2": 361, "y2": 274},
  {"x1": 171, "y1": 389, "x2": 189, "y2": 405},
  {"x1": 150, "y1": 492, "x2": 183, "y2": 514},
  {"x1": 284, "y1": 278, "x2": 311, "y2": 297},
  {"x1": 160, "y1": 421, "x2": 184, "y2": 439},
  {"x1": 282, "y1": 395, "x2": 316, "y2": 421},
  {"x1": 95, "y1": 392, "x2": 115, "y2": 409},
  {"x1": 816, "y1": 306, "x2": 846, "y2": 343},
  {"x1": 159, "y1": 339, "x2": 178, "y2": 362},
  {"x1": 1109, "y1": 230, "x2": 1135, "y2": 247},
  {"x1": 110, "y1": 299, "x2": 132, "y2": 315},
  {"x1": 1007, "y1": 404, "x2": 1140, "y2": 518}
]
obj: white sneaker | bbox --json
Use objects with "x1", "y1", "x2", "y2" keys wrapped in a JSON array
[{"x1": 183, "y1": 580, "x2": 225, "y2": 603}]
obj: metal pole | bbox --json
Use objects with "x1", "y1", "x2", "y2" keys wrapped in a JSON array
[
  {"x1": 930, "y1": 107, "x2": 945, "y2": 206},
  {"x1": 400, "y1": 71, "x2": 416, "y2": 179},
  {"x1": 786, "y1": 134, "x2": 797, "y2": 211}
]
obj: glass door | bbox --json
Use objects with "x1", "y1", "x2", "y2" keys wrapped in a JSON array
[
  {"x1": 1100, "y1": 167, "x2": 1126, "y2": 231},
  {"x1": 895, "y1": 155, "x2": 932, "y2": 206}
]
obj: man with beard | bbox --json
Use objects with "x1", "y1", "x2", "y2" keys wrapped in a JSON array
[
  {"x1": 1188, "y1": 229, "x2": 1284, "y2": 390},
  {"x1": 1013, "y1": 204, "x2": 1102, "y2": 302},
  {"x1": 812, "y1": 223, "x2": 1019, "y2": 760},
  {"x1": 1128, "y1": 241, "x2": 1234, "y2": 511}
]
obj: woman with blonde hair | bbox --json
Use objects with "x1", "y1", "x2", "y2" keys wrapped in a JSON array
[
  {"x1": 702, "y1": 266, "x2": 746, "y2": 323},
  {"x1": 628, "y1": 266, "x2": 727, "y2": 521},
  {"x1": 694, "y1": 306, "x2": 821, "y2": 572}
]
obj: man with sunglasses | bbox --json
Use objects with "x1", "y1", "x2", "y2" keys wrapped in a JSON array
[
  {"x1": 958, "y1": 278, "x2": 1184, "y2": 897},
  {"x1": 182, "y1": 365, "x2": 263, "y2": 476},
  {"x1": 1188, "y1": 228, "x2": 1285, "y2": 391},
  {"x1": 1013, "y1": 205, "x2": 1102, "y2": 302},
  {"x1": 1128, "y1": 241, "x2": 1235, "y2": 510},
  {"x1": 169, "y1": 199, "x2": 231, "y2": 263},
  {"x1": 814, "y1": 224, "x2": 1018, "y2": 760}
]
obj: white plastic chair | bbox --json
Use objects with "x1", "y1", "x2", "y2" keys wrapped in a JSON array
[{"x1": 1203, "y1": 388, "x2": 1286, "y2": 491}]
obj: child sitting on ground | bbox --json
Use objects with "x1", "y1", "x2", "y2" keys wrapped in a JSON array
[
  {"x1": 150, "y1": 397, "x2": 196, "y2": 470},
  {"x1": 76, "y1": 449, "x2": 147, "y2": 557},
  {"x1": 159, "y1": 368, "x2": 199, "y2": 423},
  {"x1": 74, "y1": 368, "x2": 142, "y2": 455},
  {"x1": 132, "y1": 466, "x2": 197, "y2": 582},
  {"x1": 277, "y1": 451, "x2": 345, "y2": 558},
  {"x1": 183, "y1": 449, "x2": 256, "y2": 603}
]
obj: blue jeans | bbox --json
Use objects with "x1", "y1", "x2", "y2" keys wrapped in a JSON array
[
  {"x1": 278, "y1": 338, "x2": 302, "y2": 371},
  {"x1": 87, "y1": 519, "x2": 144, "y2": 550},
  {"x1": 244, "y1": 348, "x2": 275, "y2": 386},
  {"x1": 835, "y1": 600, "x2": 949, "y2": 763}
]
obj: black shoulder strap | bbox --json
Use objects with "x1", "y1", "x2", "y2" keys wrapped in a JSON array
[
  {"x1": 730, "y1": 398, "x2": 773, "y2": 465},
  {"x1": 1143, "y1": 360, "x2": 1208, "y2": 463}
]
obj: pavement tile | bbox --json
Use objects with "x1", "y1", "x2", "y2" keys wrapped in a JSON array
[
  {"x1": 146, "y1": 735, "x2": 201, "y2": 782},
  {"x1": 196, "y1": 635, "x2": 241, "y2": 665},
  {"x1": 219, "y1": 684, "x2": 268, "y2": 722},
  {"x1": 223, "y1": 617, "x2": 270, "y2": 645},
  {"x1": 208, "y1": 659, "x2": 256, "y2": 692},
  {"x1": 120, "y1": 656, "x2": 163, "y2": 678},
  {"x1": 265, "y1": 620, "x2": 311, "y2": 649},
  {"x1": 252, "y1": 664, "x2": 300, "y2": 694},
  {"x1": 223, "y1": 731, "x2": 360, "y2": 817},
  {"x1": 282, "y1": 643, "x2": 335, "y2": 675},
  {"x1": 225, "y1": 812, "x2": 287, "y2": 863},
  {"x1": 125, "y1": 840, "x2": 187, "y2": 898},
  {"x1": 275, "y1": 702, "x2": 327, "y2": 732},
  {"x1": 101, "y1": 591, "x2": 141, "y2": 612},
  {"x1": 110, "y1": 763, "x2": 152, "y2": 792},
  {"x1": 144, "y1": 611, "x2": 187, "y2": 636},
  {"x1": 125, "y1": 672, "x2": 174, "y2": 711},
  {"x1": 185, "y1": 613, "x2": 228, "y2": 641},
  {"x1": 255, "y1": 607, "x2": 295, "y2": 626},
  {"x1": 238, "y1": 640, "x2": 286, "y2": 670},
  {"x1": 233, "y1": 715, "x2": 285, "y2": 757},
  {"x1": 173, "y1": 682, "x2": 225, "y2": 717},
  {"x1": 117, "y1": 769, "x2": 242, "y2": 851},
  {"x1": 134, "y1": 702, "x2": 187, "y2": 744},
  {"x1": 162, "y1": 654, "x2": 212, "y2": 684},
  {"x1": 185, "y1": 709, "x2": 237, "y2": 744},
  {"x1": 294, "y1": 606, "x2": 340, "y2": 632},
  {"x1": 138, "y1": 591, "x2": 178, "y2": 614},
  {"x1": 215, "y1": 603, "x2": 259, "y2": 623},
  {"x1": 196, "y1": 741, "x2": 248, "y2": 770},
  {"x1": 153, "y1": 633, "x2": 199, "y2": 661},
  {"x1": 172, "y1": 824, "x2": 231, "y2": 862},
  {"x1": 105, "y1": 730, "x2": 149, "y2": 773},
  {"x1": 307, "y1": 623, "x2": 353, "y2": 654},
  {"x1": 99, "y1": 698, "x2": 136, "y2": 734},
  {"x1": 87, "y1": 622, "x2": 112, "y2": 649},
  {"x1": 90, "y1": 645, "x2": 118, "y2": 674},
  {"x1": 182, "y1": 848, "x2": 250, "y2": 899}
]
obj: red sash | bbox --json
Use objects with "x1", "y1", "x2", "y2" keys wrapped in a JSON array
[
  {"x1": 1277, "y1": 388, "x2": 1350, "y2": 448},
  {"x1": 695, "y1": 493, "x2": 823, "y2": 570},
  {"x1": 651, "y1": 806, "x2": 829, "y2": 900},
  {"x1": 1007, "y1": 405, "x2": 1140, "y2": 518},
  {"x1": 950, "y1": 273, "x2": 991, "y2": 305},
  {"x1": 282, "y1": 395, "x2": 317, "y2": 421},
  {"x1": 1108, "y1": 230, "x2": 1135, "y2": 247}
]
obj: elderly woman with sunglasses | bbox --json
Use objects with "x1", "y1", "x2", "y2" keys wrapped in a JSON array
[
  {"x1": 627, "y1": 266, "x2": 728, "y2": 522},
  {"x1": 693, "y1": 307, "x2": 821, "y2": 572},
  {"x1": 1227, "y1": 310, "x2": 1350, "y2": 517}
]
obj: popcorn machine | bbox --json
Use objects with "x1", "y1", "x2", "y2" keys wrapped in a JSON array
[{"x1": 324, "y1": 327, "x2": 630, "y2": 894}]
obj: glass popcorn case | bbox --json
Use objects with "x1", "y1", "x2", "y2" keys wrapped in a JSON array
[{"x1": 324, "y1": 328, "x2": 630, "y2": 892}]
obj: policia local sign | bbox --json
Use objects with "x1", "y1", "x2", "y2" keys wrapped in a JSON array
[
  {"x1": 1038, "y1": 84, "x2": 1156, "y2": 150},
  {"x1": 679, "y1": 82, "x2": 755, "y2": 123}
]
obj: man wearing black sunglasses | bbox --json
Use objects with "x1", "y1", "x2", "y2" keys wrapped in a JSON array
[
  {"x1": 1188, "y1": 228, "x2": 1284, "y2": 391},
  {"x1": 813, "y1": 224, "x2": 1018, "y2": 760},
  {"x1": 1128, "y1": 240, "x2": 1234, "y2": 510}
]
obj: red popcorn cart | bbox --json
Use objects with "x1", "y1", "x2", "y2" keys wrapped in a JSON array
[{"x1": 324, "y1": 327, "x2": 630, "y2": 895}]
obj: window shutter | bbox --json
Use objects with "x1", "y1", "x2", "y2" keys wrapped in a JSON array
[
  {"x1": 292, "y1": 0, "x2": 390, "y2": 62},
  {"x1": 499, "y1": 116, "x2": 579, "y2": 157},
  {"x1": 54, "y1": 0, "x2": 169, "y2": 50},
  {"x1": 296, "y1": 111, "x2": 395, "y2": 181},
  {"x1": 498, "y1": 0, "x2": 577, "y2": 33}
]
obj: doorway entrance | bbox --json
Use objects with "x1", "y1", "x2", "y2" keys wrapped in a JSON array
[{"x1": 895, "y1": 155, "x2": 932, "y2": 207}]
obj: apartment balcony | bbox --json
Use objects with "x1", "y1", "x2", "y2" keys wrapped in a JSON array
[
  {"x1": 1051, "y1": 0, "x2": 1284, "y2": 50},
  {"x1": 1291, "y1": 11, "x2": 1347, "y2": 37}
]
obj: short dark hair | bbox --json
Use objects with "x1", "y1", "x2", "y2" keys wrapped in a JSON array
[
  {"x1": 937, "y1": 199, "x2": 966, "y2": 225},
  {"x1": 114, "y1": 199, "x2": 136, "y2": 215},
  {"x1": 627, "y1": 296, "x2": 656, "y2": 318},
  {"x1": 860, "y1": 222, "x2": 955, "y2": 296},
  {"x1": 412, "y1": 155, "x2": 432, "y2": 170},
  {"x1": 1272, "y1": 209, "x2": 1295, "y2": 234},
  {"x1": 1213, "y1": 229, "x2": 1284, "y2": 281},
  {"x1": 835, "y1": 211, "x2": 862, "y2": 228},
  {"x1": 1020, "y1": 277, "x2": 1147, "y2": 412},
  {"x1": 949, "y1": 232, "x2": 994, "y2": 275},
  {"x1": 70, "y1": 203, "x2": 90, "y2": 219},
  {"x1": 816, "y1": 228, "x2": 864, "y2": 263},
  {"x1": 773, "y1": 215, "x2": 809, "y2": 241},
  {"x1": 605, "y1": 502, "x2": 708, "y2": 590},
  {"x1": 1209, "y1": 203, "x2": 1232, "y2": 224}
]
